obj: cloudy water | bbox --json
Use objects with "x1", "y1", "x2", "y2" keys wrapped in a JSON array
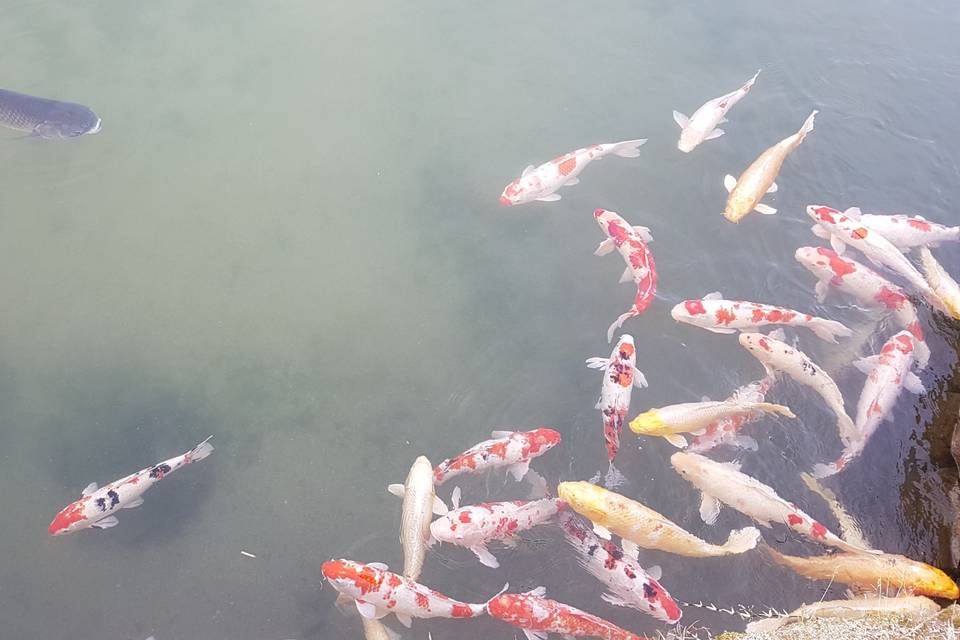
[{"x1": 2, "y1": 1, "x2": 960, "y2": 638}]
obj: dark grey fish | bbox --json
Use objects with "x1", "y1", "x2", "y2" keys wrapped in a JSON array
[{"x1": 0, "y1": 87, "x2": 100, "y2": 138}]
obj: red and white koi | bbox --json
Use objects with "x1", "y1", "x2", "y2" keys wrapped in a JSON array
[
  {"x1": 586, "y1": 334, "x2": 647, "y2": 482},
  {"x1": 739, "y1": 331, "x2": 857, "y2": 445},
  {"x1": 794, "y1": 246, "x2": 930, "y2": 368},
  {"x1": 687, "y1": 373, "x2": 779, "y2": 453},
  {"x1": 593, "y1": 208, "x2": 658, "y2": 342},
  {"x1": 807, "y1": 206, "x2": 934, "y2": 297},
  {"x1": 560, "y1": 511, "x2": 682, "y2": 624},
  {"x1": 48, "y1": 436, "x2": 213, "y2": 536},
  {"x1": 859, "y1": 213, "x2": 960, "y2": 252},
  {"x1": 430, "y1": 494, "x2": 566, "y2": 568},
  {"x1": 433, "y1": 428, "x2": 561, "y2": 486},
  {"x1": 321, "y1": 559, "x2": 488, "y2": 628},
  {"x1": 487, "y1": 588, "x2": 647, "y2": 640},
  {"x1": 499, "y1": 139, "x2": 647, "y2": 205},
  {"x1": 670, "y1": 292, "x2": 852, "y2": 343},
  {"x1": 671, "y1": 452, "x2": 876, "y2": 554},
  {"x1": 723, "y1": 110, "x2": 817, "y2": 222},
  {"x1": 813, "y1": 331, "x2": 923, "y2": 477},
  {"x1": 674, "y1": 70, "x2": 760, "y2": 153}
]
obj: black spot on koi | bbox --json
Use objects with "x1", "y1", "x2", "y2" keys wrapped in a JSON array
[{"x1": 149, "y1": 463, "x2": 172, "y2": 479}]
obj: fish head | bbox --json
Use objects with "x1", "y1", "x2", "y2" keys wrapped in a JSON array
[
  {"x1": 794, "y1": 246, "x2": 830, "y2": 277},
  {"x1": 321, "y1": 559, "x2": 383, "y2": 598},
  {"x1": 738, "y1": 332, "x2": 776, "y2": 360},
  {"x1": 48, "y1": 500, "x2": 89, "y2": 536},
  {"x1": 406, "y1": 455, "x2": 434, "y2": 483},
  {"x1": 669, "y1": 451, "x2": 710, "y2": 482},
  {"x1": 899, "y1": 558, "x2": 960, "y2": 599},
  {"x1": 807, "y1": 205, "x2": 842, "y2": 227},
  {"x1": 528, "y1": 427, "x2": 562, "y2": 452},
  {"x1": 499, "y1": 172, "x2": 540, "y2": 206},
  {"x1": 557, "y1": 481, "x2": 614, "y2": 525},
  {"x1": 670, "y1": 299, "x2": 709, "y2": 325},
  {"x1": 429, "y1": 514, "x2": 461, "y2": 544},
  {"x1": 614, "y1": 334, "x2": 636, "y2": 363},
  {"x1": 35, "y1": 102, "x2": 101, "y2": 138},
  {"x1": 628, "y1": 409, "x2": 665, "y2": 436},
  {"x1": 722, "y1": 193, "x2": 753, "y2": 223},
  {"x1": 677, "y1": 129, "x2": 701, "y2": 153}
]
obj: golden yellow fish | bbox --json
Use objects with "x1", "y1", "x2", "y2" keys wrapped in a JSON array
[
  {"x1": 557, "y1": 480, "x2": 759, "y2": 558},
  {"x1": 629, "y1": 400, "x2": 794, "y2": 448},
  {"x1": 723, "y1": 110, "x2": 817, "y2": 223},
  {"x1": 766, "y1": 546, "x2": 959, "y2": 599}
]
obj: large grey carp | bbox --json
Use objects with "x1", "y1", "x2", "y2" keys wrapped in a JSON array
[{"x1": 0, "y1": 87, "x2": 101, "y2": 138}]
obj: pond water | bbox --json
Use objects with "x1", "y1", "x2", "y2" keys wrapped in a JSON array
[{"x1": 2, "y1": 1, "x2": 960, "y2": 639}]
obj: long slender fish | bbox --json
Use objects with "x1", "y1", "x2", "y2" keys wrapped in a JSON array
[
  {"x1": 48, "y1": 436, "x2": 213, "y2": 535},
  {"x1": 560, "y1": 511, "x2": 682, "y2": 624},
  {"x1": 813, "y1": 332, "x2": 923, "y2": 478},
  {"x1": 764, "y1": 547, "x2": 960, "y2": 600},
  {"x1": 387, "y1": 456, "x2": 447, "y2": 581},
  {"x1": 722, "y1": 110, "x2": 817, "y2": 222},
  {"x1": 795, "y1": 246, "x2": 930, "y2": 368},
  {"x1": 499, "y1": 139, "x2": 647, "y2": 205},
  {"x1": 558, "y1": 481, "x2": 760, "y2": 558},
  {"x1": 746, "y1": 596, "x2": 940, "y2": 634},
  {"x1": 433, "y1": 428, "x2": 561, "y2": 486},
  {"x1": 807, "y1": 206, "x2": 934, "y2": 297},
  {"x1": 674, "y1": 70, "x2": 760, "y2": 152},
  {"x1": 0, "y1": 87, "x2": 101, "y2": 138},
  {"x1": 593, "y1": 208, "x2": 658, "y2": 342},
  {"x1": 687, "y1": 374, "x2": 779, "y2": 453},
  {"x1": 919, "y1": 246, "x2": 960, "y2": 320},
  {"x1": 322, "y1": 559, "x2": 489, "y2": 628},
  {"x1": 670, "y1": 292, "x2": 851, "y2": 343},
  {"x1": 487, "y1": 588, "x2": 646, "y2": 640},
  {"x1": 586, "y1": 334, "x2": 647, "y2": 483},
  {"x1": 670, "y1": 452, "x2": 876, "y2": 554},
  {"x1": 860, "y1": 213, "x2": 960, "y2": 252},
  {"x1": 739, "y1": 330, "x2": 857, "y2": 446},
  {"x1": 630, "y1": 399, "x2": 794, "y2": 449}
]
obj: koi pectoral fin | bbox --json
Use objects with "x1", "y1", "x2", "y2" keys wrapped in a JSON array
[
  {"x1": 124, "y1": 497, "x2": 144, "y2": 509},
  {"x1": 535, "y1": 193, "x2": 561, "y2": 202},
  {"x1": 91, "y1": 516, "x2": 119, "y2": 530},
  {"x1": 471, "y1": 544, "x2": 500, "y2": 569},
  {"x1": 754, "y1": 203, "x2": 777, "y2": 215},
  {"x1": 522, "y1": 629, "x2": 548, "y2": 640},
  {"x1": 594, "y1": 238, "x2": 616, "y2": 256}
]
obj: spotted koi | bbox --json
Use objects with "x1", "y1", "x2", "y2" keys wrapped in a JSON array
[
  {"x1": 487, "y1": 588, "x2": 648, "y2": 640},
  {"x1": 687, "y1": 374, "x2": 779, "y2": 453},
  {"x1": 859, "y1": 213, "x2": 960, "y2": 252},
  {"x1": 433, "y1": 428, "x2": 561, "y2": 486}
]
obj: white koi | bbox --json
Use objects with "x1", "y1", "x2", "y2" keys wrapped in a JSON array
[
  {"x1": 48, "y1": 436, "x2": 213, "y2": 536},
  {"x1": 499, "y1": 139, "x2": 647, "y2": 205},
  {"x1": 723, "y1": 110, "x2": 816, "y2": 222},
  {"x1": 919, "y1": 246, "x2": 960, "y2": 320},
  {"x1": 739, "y1": 330, "x2": 857, "y2": 445},
  {"x1": 859, "y1": 213, "x2": 960, "y2": 252},
  {"x1": 674, "y1": 70, "x2": 760, "y2": 152},
  {"x1": 387, "y1": 456, "x2": 447, "y2": 581}
]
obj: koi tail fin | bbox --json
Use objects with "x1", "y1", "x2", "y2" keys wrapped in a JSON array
[
  {"x1": 607, "y1": 308, "x2": 639, "y2": 343},
  {"x1": 484, "y1": 583, "x2": 512, "y2": 613},
  {"x1": 811, "y1": 461, "x2": 841, "y2": 479},
  {"x1": 796, "y1": 110, "x2": 817, "y2": 144},
  {"x1": 608, "y1": 138, "x2": 647, "y2": 159},
  {"x1": 743, "y1": 69, "x2": 761, "y2": 91},
  {"x1": 603, "y1": 462, "x2": 627, "y2": 489},
  {"x1": 808, "y1": 318, "x2": 853, "y2": 344},
  {"x1": 188, "y1": 436, "x2": 214, "y2": 462},
  {"x1": 914, "y1": 338, "x2": 931, "y2": 369},
  {"x1": 719, "y1": 526, "x2": 761, "y2": 555}
]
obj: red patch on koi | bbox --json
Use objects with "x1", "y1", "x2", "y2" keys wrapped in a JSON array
[
  {"x1": 415, "y1": 592, "x2": 430, "y2": 610},
  {"x1": 852, "y1": 227, "x2": 869, "y2": 240},
  {"x1": 787, "y1": 514, "x2": 803, "y2": 526},
  {"x1": 751, "y1": 309, "x2": 765, "y2": 323},
  {"x1": 907, "y1": 218, "x2": 932, "y2": 231},
  {"x1": 758, "y1": 338, "x2": 771, "y2": 351},
  {"x1": 450, "y1": 604, "x2": 474, "y2": 618},
  {"x1": 459, "y1": 511, "x2": 472, "y2": 524},
  {"x1": 685, "y1": 300, "x2": 706, "y2": 315},
  {"x1": 557, "y1": 157, "x2": 577, "y2": 176},
  {"x1": 813, "y1": 207, "x2": 837, "y2": 223},
  {"x1": 811, "y1": 522, "x2": 827, "y2": 538},
  {"x1": 715, "y1": 307, "x2": 736, "y2": 325}
]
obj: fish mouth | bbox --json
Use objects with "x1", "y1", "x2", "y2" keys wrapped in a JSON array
[
  {"x1": 88, "y1": 118, "x2": 102, "y2": 135},
  {"x1": 499, "y1": 195, "x2": 511, "y2": 206}
]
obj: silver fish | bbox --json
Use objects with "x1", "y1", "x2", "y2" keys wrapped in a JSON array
[{"x1": 0, "y1": 87, "x2": 100, "y2": 138}]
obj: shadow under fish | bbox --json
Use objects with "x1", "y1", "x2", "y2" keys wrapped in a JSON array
[{"x1": 0, "y1": 87, "x2": 100, "y2": 138}]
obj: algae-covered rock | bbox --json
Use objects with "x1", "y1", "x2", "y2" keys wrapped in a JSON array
[{"x1": 713, "y1": 610, "x2": 958, "y2": 639}]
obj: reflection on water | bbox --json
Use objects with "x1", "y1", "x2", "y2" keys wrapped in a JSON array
[{"x1": 2, "y1": 1, "x2": 960, "y2": 638}]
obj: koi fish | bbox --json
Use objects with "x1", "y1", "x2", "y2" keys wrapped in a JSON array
[
  {"x1": 807, "y1": 206, "x2": 934, "y2": 297},
  {"x1": 387, "y1": 456, "x2": 447, "y2": 581},
  {"x1": 487, "y1": 587, "x2": 646, "y2": 640},
  {"x1": 746, "y1": 595, "x2": 939, "y2": 634},
  {"x1": 800, "y1": 472, "x2": 871, "y2": 552},
  {"x1": 586, "y1": 334, "x2": 648, "y2": 483},
  {"x1": 321, "y1": 559, "x2": 488, "y2": 628},
  {"x1": 919, "y1": 246, "x2": 960, "y2": 320},
  {"x1": 687, "y1": 373, "x2": 779, "y2": 453},
  {"x1": 674, "y1": 70, "x2": 760, "y2": 153},
  {"x1": 812, "y1": 332, "x2": 923, "y2": 478},
  {"x1": 739, "y1": 331, "x2": 857, "y2": 446},
  {"x1": 794, "y1": 246, "x2": 930, "y2": 368},
  {"x1": 629, "y1": 399, "x2": 794, "y2": 449},
  {"x1": 593, "y1": 208, "x2": 658, "y2": 342},
  {"x1": 722, "y1": 110, "x2": 817, "y2": 222},
  {"x1": 433, "y1": 428, "x2": 561, "y2": 486},
  {"x1": 499, "y1": 139, "x2": 647, "y2": 205},
  {"x1": 557, "y1": 481, "x2": 760, "y2": 558},
  {"x1": 48, "y1": 436, "x2": 213, "y2": 535},
  {"x1": 560, "y1": 511, "x2": 682, "y2": 624},
  {"x1": 764, "y1": 547, "x2": 960, "y2": 600},
  {"x1": 430, "y1": 492, "x2": 566, "y2": 569},
  {"x1": 859, "y1": 213, "x2": 960, "y2": 252},
  {"x1": 670, "y1": 292, "x2": 852, "y2": 343},
  {"x1": 670, "y1": 452, "x2": 876, "y2": 554}
]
